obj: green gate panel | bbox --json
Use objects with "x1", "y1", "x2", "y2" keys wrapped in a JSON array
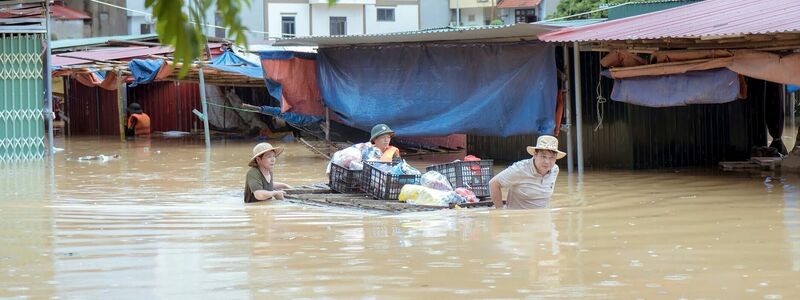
[{"x1": 0, "y1": 33, "x2": 45, "y2": 162}]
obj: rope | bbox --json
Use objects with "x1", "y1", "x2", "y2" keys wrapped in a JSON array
[
  {"x1": 594, "y1": 75, "x2": 607, "y2": 132},
  {"x1": 207, "y1": 102, "x2": 258, "y2": 113}
]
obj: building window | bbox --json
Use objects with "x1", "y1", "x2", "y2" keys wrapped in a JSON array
[
  {"x1": 468, "y1": 14, "x2": 475, "y2": 22},
  {"x1": 377, "y1": 8, "x2": 395, "y2": 22},
  {"x1": 282, "y1": 16, "x2": 296, "y2": 38},
  {"x1": 214, "y1": 13, "x2": 226, "y2": 38},
  {"x1": 515, "y1": 9, "x2": 537, "y2": 23},
  {"x1": 330, "y1": 17, "x2": 346, "y2": 36},
  {"x1": 140, "y1": 24, "x2": 151, "y2": 34}
]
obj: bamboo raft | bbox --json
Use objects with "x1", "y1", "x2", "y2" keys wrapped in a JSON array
[{"x1": 285, "y1": 184, "x2": 494, "y2": 213}]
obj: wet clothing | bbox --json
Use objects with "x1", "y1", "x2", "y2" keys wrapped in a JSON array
[
  {"x1": 493, "y1": 159, "x2": 559, "y2": 209},
  {"x1": 244, "y1": 167, "x2": 274, "y2": 203},
  {"x1": 126, "y1": 113, "x2": 151, "y2": 137}
]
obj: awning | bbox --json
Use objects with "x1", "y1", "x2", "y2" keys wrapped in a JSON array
[
  {"x1": 497, "y1": 0, "x2": 541, "y2": 9},
  {"x1": 273, "y1": 23, "x2": 559, "y2": 47}
]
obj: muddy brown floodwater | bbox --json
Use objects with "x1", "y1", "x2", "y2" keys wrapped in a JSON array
[{"x1": 2, "y1": 136, "x2": 799, "y2": 299}]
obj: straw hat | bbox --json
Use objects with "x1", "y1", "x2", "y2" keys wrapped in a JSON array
[
  {"x1": 370, "y1": 124, "x2": 395, "y2": 142},
  {"x1": 526, "y1": 135, "x2": 566, "y2": 159},
  {"x1": 249, "y1": 142, "x2": 283, "y2": 167}
]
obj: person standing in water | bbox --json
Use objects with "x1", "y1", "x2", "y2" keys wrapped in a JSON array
[
  {"x1": 369, "y1": 124, "x2": 401, "y2": 162},
  {"x1": 489, "y1": 135, "x2": 565, "y2": 209},
  {"x1": 244, "y1": 142, "x2": 292, "y2": 203}
]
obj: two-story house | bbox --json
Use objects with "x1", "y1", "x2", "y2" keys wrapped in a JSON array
[
  {"x1": 449, "y1": 0, "x2": 561, "y2": 26},
  {"x1": 265, "y1": 0, "x2": 421, "y2": 37}
]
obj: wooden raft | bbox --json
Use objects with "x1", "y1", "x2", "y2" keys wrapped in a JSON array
[
  {"x1": 285, "y1": 184, "x2": 494, "y2": 213},
  {"x1": 719, "y1": 157, "x2": 782, "y2": 171}
]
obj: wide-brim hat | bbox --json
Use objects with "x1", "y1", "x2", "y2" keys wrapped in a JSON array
[
  {"x1": 370, "y1": 124, "x2": 395, "y2": 142},
  {"x1": 249, "y1": 142, "x2": 283, "y2": 166},
  {"x1": 526, "y1": 135, "x2": 566, "y2": 159},
  {"x1": 127, "y1": 103, "x2": 143, "y2": 114}
]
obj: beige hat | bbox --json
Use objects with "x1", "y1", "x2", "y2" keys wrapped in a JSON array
[
  {"x1": 249, "y1": 142, "x2": 283, "y2": 167},
  {"x1": 526, "y1": 135, "x2": 566, "y2": 159}
]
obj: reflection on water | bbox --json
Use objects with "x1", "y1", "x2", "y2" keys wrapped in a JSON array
[{"x1": 2, "y1": 136, "x2": 800, "y2": 299}]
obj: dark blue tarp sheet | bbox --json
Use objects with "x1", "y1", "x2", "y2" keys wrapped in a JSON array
[
  {"x1": 788, "y1": 85, "x2": 800, "y2": 93},
  {"x1": 609, "y1": 68, "x2": 740, "y2": 107},
  {"x1": 208, "y1": 51, "x2": 263, "y2": 79},
  {"x1": 258, "y1": 106, "x2": 321, "y2": 125},
  {"x1": 128, "y1": 59, "x2": 163, "y2": 87},
  {"x1": 316, "y1": 42, "x2": 557, "y2": 137}
]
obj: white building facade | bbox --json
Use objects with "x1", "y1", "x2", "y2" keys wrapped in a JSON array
[{"x1": 266, "y1": 0, "x2": 420, "y2": 38}]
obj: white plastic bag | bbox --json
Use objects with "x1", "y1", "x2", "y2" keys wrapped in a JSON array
[{"x1": 420, "y1": 171, "x2": 453, "y2": 191}]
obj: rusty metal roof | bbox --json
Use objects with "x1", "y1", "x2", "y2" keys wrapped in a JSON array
[{"x1": 539, "y1": 0, "x2": 800, "y2": 42}]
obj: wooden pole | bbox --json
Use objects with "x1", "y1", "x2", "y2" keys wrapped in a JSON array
[
  {"x1": 563, "y1": 44, "x2": 573, "y2": 175},
  {"x1": 325, "y1": 107, "x2": 330, "y2": 141},
  {"x1": 572, "y1": 42, "x2": 584, "y2": 174},
  {"x1": 117, "y1": 70, "x2": 125, "y2": 142},
  {"x1": 198, "y1": 67, "x2": 211, "y2": 148}
]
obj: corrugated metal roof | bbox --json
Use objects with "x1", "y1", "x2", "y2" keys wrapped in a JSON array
[
  {"x1": 540, "y1": 0, "x2": 800, "y2": 42},
  {"x1": 538, "y1": 18, "x2": 606, "y2": 28},
  {"x1": 0, "y1": 3, "x2": 90, "y2": 20},
  {"x1": 52, "y1": 46, "x2": 174, "y2": 67},
  {"x1": 52, "y1": 34, "x2": 159, "y2": 50},
  {"x1": 273, "y1": 23, "x2": 559, "y2": 47},
  {"x1": 497, "y1": 0, "x2": 541, "y2": 9},
  {"x1": 607, "y1": 0, "x2": 701, "y2": 20}
]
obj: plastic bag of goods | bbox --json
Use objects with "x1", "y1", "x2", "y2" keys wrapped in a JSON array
[
  {"x1": 421, "y1": 171, "x2": 453, "y2": 191},
  {"x1": 454, "y1": 188, "x2": 479, "y2": 203},
  {"x1": 399, "y1": 184, "x2": 467, "y2": 207},
  {"x1": 390, "y1": 160, "x2": 421, "y2": 176},
  {"x1": 329, "y1": 146, "x2": 364, "y2": 172}
]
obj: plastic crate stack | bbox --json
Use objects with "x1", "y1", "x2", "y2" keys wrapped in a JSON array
[
  {"x1": 361, "y1": 161, "x2": 421, "y2": 200},
  {"x1": 425, "y1": 160, "x2": 494, "y2": 197},
  {"x1": 329, "y1": 162, "x2": 363, "y2": 193}
]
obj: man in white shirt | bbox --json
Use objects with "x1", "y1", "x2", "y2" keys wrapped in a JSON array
[{"x1": 489, "y1": 135, "x2": 566, "y2": 209}]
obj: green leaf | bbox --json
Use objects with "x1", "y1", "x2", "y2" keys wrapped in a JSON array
[{"x1": 145, "y1": 0, "x2": 252, "y2": 78}]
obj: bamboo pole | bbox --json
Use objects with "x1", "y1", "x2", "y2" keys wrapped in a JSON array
[{"x1": 117, "y1": 70, "x2": 125, "y2": 142}]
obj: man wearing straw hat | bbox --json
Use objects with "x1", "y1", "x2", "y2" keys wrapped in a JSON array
[
  {"x1": 489, "y1": 135, "x2": 566, "y2": 209},
  {"x1": 244, "y1": 142, "x2": 292, "y2": 203}
]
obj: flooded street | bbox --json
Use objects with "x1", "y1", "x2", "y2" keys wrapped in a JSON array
[{"x1": 2, "y1": 136, "x2": 800, "y2": 299}]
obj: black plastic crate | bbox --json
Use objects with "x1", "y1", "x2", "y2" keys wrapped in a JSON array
[
  {"x1": 425, "y1": 160, "x2": 494, "y2": 197},
  {"x1": 329, "y1": 162, "x2": 363, "y2": 193},
  {"x1": 361, "y1": 161, "x2": 421, "y2": 200}
]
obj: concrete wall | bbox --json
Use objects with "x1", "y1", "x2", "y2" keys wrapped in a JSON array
[
  {"x1": 540, "y1": 0, "x2": 561, "y2": 19},
  {"x1": 454, "y1": 7, "x2": 485, "y2": 26},
  {"x1": 52, "y1": 20, "x2": 86, "y2": 40},
  {"x1": 267, "y1": 3, "x2": 312, "y2": 38},
  {"x1": 364, "y1": 4, "x2": 419, "y2": 34},
  {"x1": 311, "y1": 4, "x2": 364, "y2": 36},
  {"x1": 63, "y1": 0, "x2": 128, "y2": 37},
  {"x1": 420, "y1": 0, "x2": 450, "y2": 29}
]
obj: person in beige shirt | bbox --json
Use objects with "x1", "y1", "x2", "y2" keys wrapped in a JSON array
[{"x1": 489, "y1": 135, "x2": 566, "y2": 209}]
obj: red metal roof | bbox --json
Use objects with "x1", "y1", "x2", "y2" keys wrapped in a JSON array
[
  {"x1": 52, "y1": 43, "x2": 225, "y2": 67},
  {"x1": 0, "y1": 3, "x2": 90, "y2": 20},
  {"x1": 497, "y1": 0, "x2": 541, "y2": 9},
  {"x1": 539, "y1": 0, "x2": 800, "y2": 42}
]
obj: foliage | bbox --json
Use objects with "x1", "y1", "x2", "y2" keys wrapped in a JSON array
[
  {"x1": 551, "y1": 0, "x2": 631, "y2": 19},
  {"x1": 490, "y1": 19, "x2": 504, "y2": 25},
  {"x1": 145, "y1": 0, "x2": 250, "y2": 77}
]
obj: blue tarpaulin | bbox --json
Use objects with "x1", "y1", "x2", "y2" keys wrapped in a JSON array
[
  {"x1": 207, "y1": 51, "x2": 263, "y2": 79},
  {"x1": 788, "y1": 85, "x2": 800, "y2": 93},
  {"x1": 128, "y1": 59, "x2": 164, "y2": 87},
  {"x1": 316, "y1": 42, "x2": 557, "y2": 137},
  {"x1": 609, "y1": 68, "x2": 740, "y2": 107},
  {"x1": 258, "y1": 106, "x2": 321, "y2": 125}
]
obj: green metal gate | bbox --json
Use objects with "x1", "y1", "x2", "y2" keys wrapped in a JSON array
[{"x1": 0, "y1": 33, "x2": 45, "y2": 162}]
